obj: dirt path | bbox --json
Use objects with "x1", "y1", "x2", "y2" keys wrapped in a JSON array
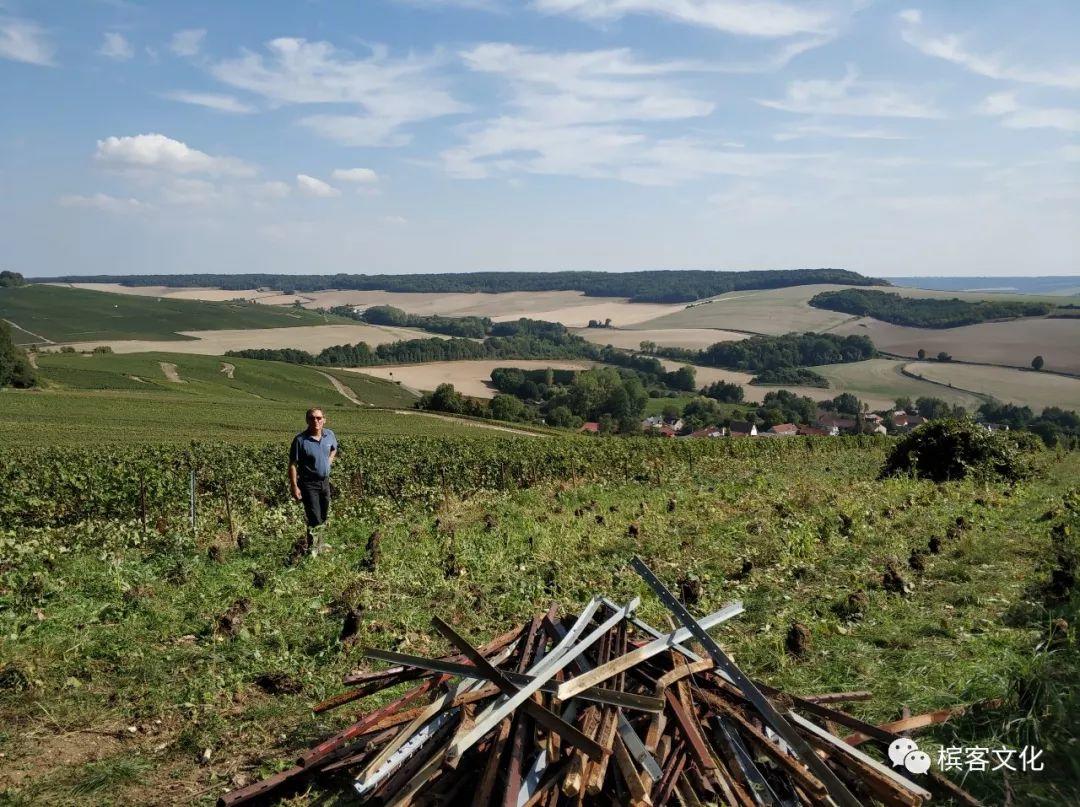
[
  {"x1": 159, "y1": 362, "x2": 186, "y2": 383},
  {"x1": 3, "y1": 318, "x2": 53, "y2": 344},
  {"x1": 392, "y1": 409, "x2": 540, "y2": 437},
  {"x1": 25, "y1": 352, "x2": 38, "y2": 369},
  {"x1": 220, "y1": 362, "x2": 235, "y2": 379},
  {"x1": 318, "y1": 371, "x2": 367, "y2": 406}
]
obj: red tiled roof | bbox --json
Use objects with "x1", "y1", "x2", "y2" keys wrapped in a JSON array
[{"x1": 768, "y1": 423, "x2": 798, "y2": 434}]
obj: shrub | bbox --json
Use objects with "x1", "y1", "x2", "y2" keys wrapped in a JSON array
[{"x1": 880, "y1": 419, "x2": 1037, "y2": 482}]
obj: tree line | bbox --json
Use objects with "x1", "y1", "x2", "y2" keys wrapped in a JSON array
[
  {"x1": 228, "y1": 318, "x2": 604, "y2": 367},
  {"x1": 647, "y1": 332, "x2": 876, "y2": 376},
  {"x1": 809, "y1": 288, "x2": 1051, "y2": 328},
  {"x1": 339, "y1": 304, "x2": 491, "y2": 339},
  {"x1": 39, "y1": 268, "x2": 883, "y2": 304},
  {"x1": 0, "y1": 322, "x2": 36, "y2": 389}
]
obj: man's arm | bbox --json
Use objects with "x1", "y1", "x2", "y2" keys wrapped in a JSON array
[{"x1": 288, "y1": 438, "x2": 302, "y2": 500}]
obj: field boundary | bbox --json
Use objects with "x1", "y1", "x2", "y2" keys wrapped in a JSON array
[{"x1": 898, "y1": 362, "x2": 993, "y2": 404}]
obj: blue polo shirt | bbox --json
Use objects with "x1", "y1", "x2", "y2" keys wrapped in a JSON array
[{"x1": 289, "y1": 429, "x2": 338, "y2": 483}]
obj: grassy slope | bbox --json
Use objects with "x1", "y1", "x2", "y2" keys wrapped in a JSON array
[
  {"x1": 0, "y1": 352, "x2": 506, "y2": 444},
  {"x1": 637, "y1": 283, "x2": 1072, "y2": 335},
  {"x1": 0, "y1": 285, "x2": 350, "y2": 344},
  {"x1": 0, "y1": 441, "x2": 1076, "y2": 804}
]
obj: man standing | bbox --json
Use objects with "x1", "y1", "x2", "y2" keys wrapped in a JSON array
[{"x1": 289, "y1": 407, "x2": 338, "y2": 556}]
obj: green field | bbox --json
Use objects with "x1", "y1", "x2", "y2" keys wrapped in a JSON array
[
  {"x1": 0, "y1": 438, "x2": 1076, "y2": 804},
  {"x1": 636, "y1": 283, "x2": 1076, "y2": 336},
  {"x1": 30, "y1": 351, "x2": 413, "y2": 405},
  {"x1": 0, "y1": 285, "x2": 350, "y2": 344},
  {"x1": 0, "y1": 351, "x2": 521, "y2": 444}
]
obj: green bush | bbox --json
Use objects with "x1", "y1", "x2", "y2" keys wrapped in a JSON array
[{"x1": 880, "y1": 419, "x2": 1038, "y2": 482}]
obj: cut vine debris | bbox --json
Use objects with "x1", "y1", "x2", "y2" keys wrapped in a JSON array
[{"x1": 217, "y1": 561, "x2": 982, "y2": 806}]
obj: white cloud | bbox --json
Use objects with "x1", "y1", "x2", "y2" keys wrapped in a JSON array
[
  {"x1": 163, "y1": 91, "x2": 256, "y2": 114},
  {"x1": 170, "y1": 28, "x2": 206, "y2": 58},
  {"x1": 533, "y1": 0, "x2": 834, "y2": 38},
  {"x1": 210, "y1": 38, "x2": 466, "y2": 146},
  {"x1": 58, "y1": 193, "x2": 145, "y2": 213},
  {"x1": 445, "y1": 43, "x2": 819, "y2": 184},
  {"x1": 380, "y1": 214, "x2": 408, "y2": 225},
  {"x1": 332, "y1": 167, "x2": 379, "y2": 183},
  {"x1": 159, "y1": 178, "x2": 223, "y2": 205},
  {"x1": 979, "y1": 93, "x2": 1080, "y2": 133},
  {"x1": 296, "y1": 174, "x2": 340, "y2": 197},
  {"x1": 773, "y1": 122, "x2": 911, "y2": 141},
  {"x1": 95, "y1": 133, "x2": 257, "y2": 177},
  {"x1": 896, "y1": 8, "x2": 920, "y2": 25},
  {"x1": 759, "y1": 66, "x2": 945, "y2": 118},
  {"x1": 252, "y1": 180, "x2": 291, "y2": 199},
  {"x1": 99, "y1": 32, "x2": 134, "y2": 61},
  {"x1": 0, "y1": 17, "x2": 56, "y2": 66},
  {"x1": 900, "y1": 11, "x2": 1080, "y2": 90}
]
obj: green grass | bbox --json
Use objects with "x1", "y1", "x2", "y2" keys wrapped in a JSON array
[
  {"x1": 1, "y1": 439, "x2": 1076, "y2": 804},
  {"x1": 0, "y1": 390, "x2": 490, "y2": 444},
  {"x1": 0, "y1": 285, "x2": 350, "y2": 344},
  {"x1": 32, "y1": 351, "x2": 413, "y2": 405},
  {"x1": 643, "y1": 394, "x2": 751, "y2": 420}
]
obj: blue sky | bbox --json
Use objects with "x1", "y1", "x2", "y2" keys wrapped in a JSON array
[{"x1": 1, "y1": 0, "x2": 1077, "y2": 277}]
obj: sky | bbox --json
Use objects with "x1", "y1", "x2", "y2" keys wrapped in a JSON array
[{"x1": 1, "y1": 1, "x2": 1078, "y2": 278}]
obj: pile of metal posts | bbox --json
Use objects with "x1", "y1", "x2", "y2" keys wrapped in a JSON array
[{"x1": 219, "y1": 558, "x2": 980, "y2": 806}]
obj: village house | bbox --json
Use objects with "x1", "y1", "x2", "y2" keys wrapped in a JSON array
[
  {"x1": 891, "y1": 412, "x2": 926, "y2": 431},
  {"x1": 797, "y1": 425, "x2": 831, "y2": 437},
  {"x1": 688, "y1": 426, "x2": 724, "y2": 438},
  {"x1": 579, "y1": 422, "x2": 600, "y2": 434},
  {"x1": 817, "y1": 413, "x2": 856, "y2": 434},
  {"x1": 657, "y1": 425, "x2": 677, "y2": 438},
  {"x1": 767, "y1": 423, "x2": 798, "y2": 436},
  {"x1": 728, "y1": 421, "x2": 757, "y2": 437}
]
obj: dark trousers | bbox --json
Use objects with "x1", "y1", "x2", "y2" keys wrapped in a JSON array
[{"x1": 299, "y1": 478, "x2": 331, "y2": 529}]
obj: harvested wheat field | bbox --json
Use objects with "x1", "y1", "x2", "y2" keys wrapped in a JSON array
[
  {"x1": 294, "y1": 289, "x2": 683, "y2": 326},
  {"x1": 574, "y1": 326, "x2": 748, "y2": 350},
  {"x1": 347, "y1": 359, "x2": 598, "y2": 397},
  {"x1": 656, "y1": 357, "x2": 982, "y2": 410},
  {"x1": 907, "y1": 362, "x2": 1080, "y2": 411},
  {"x1": 59, "y1": 282, "x2": 279, "y2": 303},
  {"x1": 637, "y1": 284, "x2": 862, "y2": 334},
  {"x1": 54, "y1": 323, "x2": 439, "y2": 356},
  {"x1": 832, "y1": 317, "x2": 1080, "y2": 374}
]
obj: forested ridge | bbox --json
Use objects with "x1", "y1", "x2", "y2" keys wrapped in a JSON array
[
  {"x1": 38, "y1": 268, "x2": 883, "y2": 304},
  {"x1": 809, "y1": 288, "x2": 1051, "y2": 328}
]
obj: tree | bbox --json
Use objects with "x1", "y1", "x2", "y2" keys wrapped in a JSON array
[
  {"x1": 917, "y1": 349, "x2": 926, "y2": 360},
  {"x1": 701, "y1": 380, "x2": 743, "y2": 403},
  {"x1": 661, "y1": 404, "x2": 680, "y2": 423},
  {"x1": 682, "y1": 397, "x2": 723, "y2": 431},
  {"x1": 894, "y1": 396, "x2": 914, "y2": 413},
  {"x1": 915, "y1": 396, "x2": 951, "y2": 420},
  {"x1": 937, "y1": 351, "x2": 952, "y2": 362},
  {"x1": 832, "y1": 393, "x2": 860, "y2": 415},
  {"x1": 422, "y1": 383, "x2": 465, "y2": 414},
  {"x1": 0, "y1": 270, "x2": 26, "y2": 287},
  {"x1": 546, "y1": 405, "x2": 580, "y2": 429},
  {"x1": 1032, "y1": 355, "x2": 1045, "y2": 371},
  {"x1": 490, "y1": 394, "x2": 526, "y2": 422},
  {"x1": 665, "y1": 365, "x2": 696, "y2": 392},
  {"x1": 0, "y1": 321, "x2": 36, "y2": 389},
  {"x1": 597, "y1": 413, "x2": 617, "y2": 434}
]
